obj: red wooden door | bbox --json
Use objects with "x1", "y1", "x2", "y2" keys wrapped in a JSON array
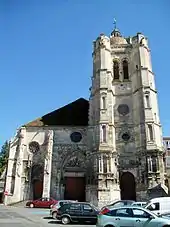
[
  {"x1": 64, "y1": 177, "x2": 85, "y2": 202},
  {"x1": 33, "y1": 180, "x2": 43, "y2": 200}
]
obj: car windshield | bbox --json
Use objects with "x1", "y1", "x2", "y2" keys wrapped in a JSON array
[{"x1": 143, "y1": 201, "x2": 151, "y2": 208}]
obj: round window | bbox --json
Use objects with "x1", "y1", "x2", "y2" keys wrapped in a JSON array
[
  {"x1": 29, "y1": 141, "x2": 40, "y2": 153},
  {"x1": 117, "y1": 104, "x2": 129, "y2": 116},
  {"x1": 70, "y1": 132, "x2": 82, "y2": 143},
  {"x1": 122, "y1": 133, "x2": 131, "y2": 141}
]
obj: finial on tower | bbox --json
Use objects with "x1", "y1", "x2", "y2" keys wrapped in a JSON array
[
  {"x1": 111, "y1": 18, "x2": 122, "y2": 37},
  {"x1": 113, "y1": 18, "x2": 117, "y2": 30}
]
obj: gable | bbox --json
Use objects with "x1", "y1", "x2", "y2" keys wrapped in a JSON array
[{"x1": 24, "y1": 98, "x2": 89, "y2": 127}]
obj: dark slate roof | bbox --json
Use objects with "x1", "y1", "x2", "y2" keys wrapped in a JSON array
[{"x1": 25, "y1": 98, "x2": 89, "y2": 127}]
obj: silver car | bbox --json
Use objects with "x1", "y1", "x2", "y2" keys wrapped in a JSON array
[
  {"x1": 97, "y1": 205, "x2": 170, "y2": 227},
  {"x1": 50, "y1": 200, "x2": 77, "y2": 219}
]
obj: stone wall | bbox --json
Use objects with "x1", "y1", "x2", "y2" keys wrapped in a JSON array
[
  {"x1": 51, "y1": 127, "x2": 88, "y2": 200},
  {"x1": 4, "y1": 127, "x2": 49, "y2": 205}
]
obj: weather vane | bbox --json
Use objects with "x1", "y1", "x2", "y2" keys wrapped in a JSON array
[{"x1": 113, "y1": 18, "x2": 117, "y2": 29}]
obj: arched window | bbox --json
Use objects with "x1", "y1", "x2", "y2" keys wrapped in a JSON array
[
  {"x1": 148, "y1": 125, "x2": 154, "y2": 141},
  {"x1": 152, "y1": 156, "x2": 158, "y2": 172},
  {"x1": 103, "y1": 155, "x2": 107, "y2": 173},
  {"x1": 145, "y1": 95, "x2": 150, "y2": 108},
  {"x1": 107, "y1": 156, "x2": 111, "y2": 172},
  {"x1": 113, "y1": 60, "x2": 119, "y2": 80},
  {"x1": 147, "y1": 156, "x2": 152, "y2": 172},
  {"x1": 98, "y1": 156, "x2": 103, "y2": 173},
  {"x1": 102, "y1": 96, "x2": 106, "y2": 109},
  {"x1": 102, "y1": 125, "x2": 107, "y2": 143},
  {"x1": 123, "y1": 60, "x2": 129, "y2": 80}
]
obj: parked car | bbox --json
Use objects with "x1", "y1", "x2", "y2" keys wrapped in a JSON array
[
  {"x1": 101, "y1": 200, "x2": 135, "y2": 210},
  {"x1": 97, "y1": 205, "x2": 170, "y2": 227},
  {"x1": 144, "y1": 197, "x2": 170, "y2": 215},
  {"x1": 56, "y1": 202, "x2": 99, "y2": 224},
  {"x1": 26, "y1": 197, "x2": 58, "y2": 208},
  {"x1": 131, "y1": 201, "x2": 147, "y2": 207},
  {"x1": 50, "y1": 200, "x2": 77, "y2": 219}
]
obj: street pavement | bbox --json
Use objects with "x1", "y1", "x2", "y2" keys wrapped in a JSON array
[{"x1": 0, "y1": 205, "x2": 96, "y2": 227}]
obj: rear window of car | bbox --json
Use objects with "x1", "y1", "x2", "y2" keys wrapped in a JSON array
[
  {"x1": 111, "y1": 202, "x2": 125, "y2": 208},
  {"x1": 59, "y1": 204, "x2": 70, "y2": 211},
  {"x1": 59, "y1": 201, "x2": 66, "y2": 206}
]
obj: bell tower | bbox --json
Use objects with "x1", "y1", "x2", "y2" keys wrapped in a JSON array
[
  {"x1": 88, "y1": 20, "x2": 165, "y2": 207},
  {"x1": 130, "y1": 33, "x2": 165, "y2": 196}
]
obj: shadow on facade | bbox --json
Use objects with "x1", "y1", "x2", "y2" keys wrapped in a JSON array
[
  {"x1": 120, "y1": 171, "x2": 136, "y2": 201},
  {"x1": 31, "y1": 164, "x2": 44, "y2": 200}
]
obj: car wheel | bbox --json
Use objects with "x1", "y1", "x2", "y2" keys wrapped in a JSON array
[
  {"x1": 29, "y1": 203, "x2": 34, "y2": 208},
  {"x1": 105, "y1": 225, "x2": 115, "y2": 227},
  {"x1": 61, "y1": 216, "x2": 70, "y2": 225},
  {"x1": 52, "y1": 212, "x2": 57, "y2": 219}
]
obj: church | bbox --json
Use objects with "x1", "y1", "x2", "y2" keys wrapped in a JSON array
[{"x1": 4, "y1": 22, "x2": 167, "y2": 207}]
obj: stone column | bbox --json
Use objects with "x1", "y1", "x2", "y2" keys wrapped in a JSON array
[
  {"x1": 42, "y1": 130, "x2": 53, "y2": 198},
  {"x1": 3, "y1": 140, "x2": 15, "y2": 205},
  {"x1": 18, "y1": 127, "x2": 27, "y2": 201},
  {"x1": 4, "y1": 127, "x2": 26, "y2": 205}
]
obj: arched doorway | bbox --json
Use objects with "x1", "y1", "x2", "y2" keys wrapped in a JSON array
[
  {"x1": 62, "y1": 154, "x2": 86, "y2": 202},
  {"x1": 31, "y1": 164, "x2": 44, "y2": 200},
  {"x1": 120, "y1": 171, "x2": 136, "y2": 201}
]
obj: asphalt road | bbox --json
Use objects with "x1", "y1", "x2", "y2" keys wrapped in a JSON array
[{"x1": 0, "y1": 205, "x2": 96, "y2": 227}]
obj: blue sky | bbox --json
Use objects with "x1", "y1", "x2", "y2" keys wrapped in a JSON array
[{"x1": 0, "y1": 0, "x2": 169, "y2": 148}]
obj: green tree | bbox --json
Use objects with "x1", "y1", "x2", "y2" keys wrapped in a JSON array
[{"x1": 0, "y1": 141, "x2": 9, "y2": 176}]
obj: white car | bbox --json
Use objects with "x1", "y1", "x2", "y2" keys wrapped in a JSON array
[
  {"x1": 144, "y1": 197, "x2": 170, "y2": 215},
  {"x1": 97, "y1": 205, "x2": 170, "y2": 227}
]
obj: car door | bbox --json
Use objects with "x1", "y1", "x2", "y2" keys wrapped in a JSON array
[
  {"x1": 110, "y1": 208, "x2": 134, "y2": 227},
  {"x1": 39, "y1": 198, "x2": 47, "y2": 208},
  {"x1": 67, "y1": 203, "x2": 83, "y2": 222},
  {"x1": 131, "y1": 208, "x2": 157, "y2": 227},
  {"x1": 44, "y1": 198, "x2": 51, "y2": 208},
  {"x1": 35, "y1": 198, "x2": 45, "y2": 207},
  {"x1": 82, "y1": 204, "x2": 97, "y2": 223},
  {"x1": 32, "y1": 199, "x2": 38, "y2": 207}
]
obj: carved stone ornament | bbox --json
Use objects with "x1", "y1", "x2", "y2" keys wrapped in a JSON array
[
  {"x1": 118, "y1": 126, "x2": 134, "y2": 142},
  {"x1": 55, "y1": 144, "x2": 87, "y2": 160},
  {"x1": 65, "y1": 157, "x2": 82, "y2": 168},
  {"x1": 117, "y1": 84, "x2": 127, "y2": 91}
]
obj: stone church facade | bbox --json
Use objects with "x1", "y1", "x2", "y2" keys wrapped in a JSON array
[{"x1": 4, "y1": 25, "x2": 166, "y2": 207}]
